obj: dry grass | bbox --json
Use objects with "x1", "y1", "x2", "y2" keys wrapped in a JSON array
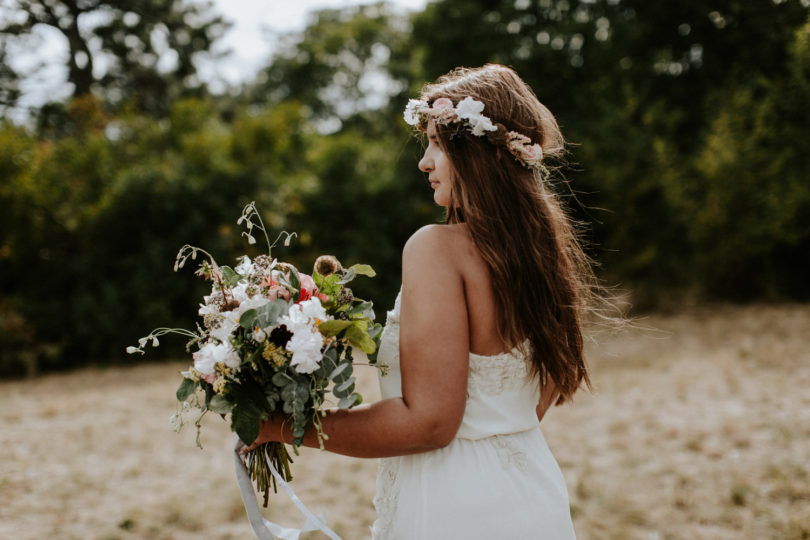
[{"x1": 1, "y1": 304, "x2": 809, "y2": 539}]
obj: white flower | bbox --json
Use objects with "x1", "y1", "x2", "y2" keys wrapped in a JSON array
[
  {"x1": 279, "y1": 298, "x2": 327, "y2": 328},
  {"x1": 210, "y1": 316, "x2": 238, "y2": 343},
  {"x1": 454, "y1": 96, "x2": 485, "y2": 117},
  {"x1": 193, "y1": 344, "x2": 217, "y2": 374},
  {"x1": 235, "y1": 255, "x2": 254, "y2": 276},
  {"x1": 403, "y1": 99, "x2": 427, "y2": 125},
  {"x1": 286, "y1": 326, "x2": 324, "y2": 374},
  {"x1": 252, "y1": 326, "x2": 267, "y2": 342},
  {"x1": 298, "y1": 298, "x2": 327, "y2": 321},
  {"x1": 231, "y1": 282, "x2": 250, "y2": 303},
  {"x1": 237, "y1": 294, "x2": 269, "y2": 318},
  {"x1": 126, "y1": 346, "x2": 143, "y2": 355},
  {"x1": 278, "y1": 298, "x2": 330, "y2": 374},
  {"x1": 193, "y1": 342, "x2": 240, "y2": 374},
  {"x1": 198, "y1": 302, "x2": 218, "y2": 316},
  {"x1": 454, "y1": 97, "x2": 497, "y2": 136}
]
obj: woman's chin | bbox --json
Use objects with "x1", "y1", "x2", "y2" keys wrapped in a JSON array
[{"x1": 433, "y1": 194, "x2": 450, "y2": 207}]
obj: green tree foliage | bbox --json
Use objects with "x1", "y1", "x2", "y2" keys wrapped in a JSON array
[
  {"x1": 674, "y1": 16, "x2": 810, "y2": 299},
  {"x1": 0, "y1": 0, "x2": 229, "y2": 117},
  {"x1": 248, "y1": 4, "x2": 413, "y2": 126},
  {"x1": 411, "y1": 0, "x2": 810, "y2": 302},
  {"x1": 2, "y1": 1, "x2": 809, "y2": 376},
  {"x1": 0, "y1": 95, "x2": 310, "y2": 376}
]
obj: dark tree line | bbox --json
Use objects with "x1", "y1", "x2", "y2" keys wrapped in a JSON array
[{"x1": 1, "y1": 0, "x2": 808, "y2": 376}]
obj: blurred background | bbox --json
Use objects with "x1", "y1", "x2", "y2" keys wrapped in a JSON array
[
  {"x1": 1, "y1": 0, "x2": 809, "y2": 376},
  {"x1": 1, "y1": 1, "x2": 809, "y2": 539}
]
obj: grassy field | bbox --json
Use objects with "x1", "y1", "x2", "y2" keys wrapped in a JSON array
[{"x1": 1, "y1": 303, "x2": 808, "y2": 539}]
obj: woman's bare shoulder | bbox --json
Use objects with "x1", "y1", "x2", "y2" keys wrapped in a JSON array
[{"x1": 403, "y1": 224, "x2": 469, "y2": 259}]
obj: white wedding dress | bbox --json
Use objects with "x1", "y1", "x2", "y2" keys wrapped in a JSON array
[{"x1": 370, "y1": 291, "x2": 576, "y2": 540}]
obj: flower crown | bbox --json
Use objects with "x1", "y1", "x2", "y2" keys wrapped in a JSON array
[{"x1": 403, "y1": 96, "x2": 543, "y2": 169}]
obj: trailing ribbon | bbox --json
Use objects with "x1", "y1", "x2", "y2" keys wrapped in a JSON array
[{"x1": 233, "y1": 437, "x2": 343, "y2": 540}]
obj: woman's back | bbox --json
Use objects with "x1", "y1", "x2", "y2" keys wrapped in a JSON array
[
  {"x1": 426, "y1": 223, "x2": 513, "y2": 357},
  {"x1": 372, "y1": 233, "x2": 577, "y2": 539}
]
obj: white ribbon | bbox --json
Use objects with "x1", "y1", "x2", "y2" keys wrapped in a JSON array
[{"x1": 233, "y1": 437, "x2": 343, "y2": 540}]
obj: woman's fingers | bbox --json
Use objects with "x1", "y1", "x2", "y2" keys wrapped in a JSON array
[{"x1": 239, "y1": 440, "x2": 259, "y2": 454}]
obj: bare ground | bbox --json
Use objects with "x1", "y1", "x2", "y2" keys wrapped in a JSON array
[{"x1": 1, "y1": 304, "x2": 809, "y2": 540}]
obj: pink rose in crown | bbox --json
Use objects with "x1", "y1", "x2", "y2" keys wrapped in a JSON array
[
  {"x1": 430, "y1": 97, "x2": 456, "y2": 122},
  {"x1": 520, "y1": 144, "x2": 543, "y2": 165},
  {"x1": 431, "y1": 97, "x2": 453, "y2": 110}
]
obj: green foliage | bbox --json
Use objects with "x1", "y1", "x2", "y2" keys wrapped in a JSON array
[
  {"x1": 3, "y1": 0, "x2": 809, "y2": 376},
  {"x1": 0, "y1": 0, "x2": 229, "y2": 118},
  {"x1": 0, "y1": 94, "x2": 310, "y2": 376},
  {"x1": 678, "y1": 16, "x2": 810, "y2": 299}
]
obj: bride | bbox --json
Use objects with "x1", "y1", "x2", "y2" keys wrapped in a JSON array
[{"x1": 245, "y1": 64, "x2": 595, "y2": 539}]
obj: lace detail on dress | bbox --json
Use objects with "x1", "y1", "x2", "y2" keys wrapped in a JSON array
[
  {"x1": 385, "y1": 292, "x2": 401, "y2": 325},
  {"x1": 493, "y1": 434, "x2": 530, "y2": 473},
  {"x1": 372, "y1": 457, "x2": 400, "y2": 539},
  {"x1": 467, "y1": 352, "x2": 531, "y2": 395}
]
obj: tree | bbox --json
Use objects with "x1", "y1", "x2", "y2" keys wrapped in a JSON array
[
  {"x1": 248, "y1": 3, "x2": 413, "y2": 129},
  {"x1": 0, "y1": 0, "x2": 229, "y2": 118},
  {"x1": 410, "y1": 0, "x2": 810, "y2": 302}
]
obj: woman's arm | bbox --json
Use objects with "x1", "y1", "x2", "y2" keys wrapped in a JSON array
[{"x1": 244, "y1": 225, "x2": 470, "y2": 458}]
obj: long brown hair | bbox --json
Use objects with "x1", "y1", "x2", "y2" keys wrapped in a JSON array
[{"x1": 419, "y1": 64, "x2": 593, "y2": 404}]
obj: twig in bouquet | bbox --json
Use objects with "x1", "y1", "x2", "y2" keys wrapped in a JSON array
[
  {"x1": 237, "y1": 200, "x2": 297, "y2": 256},
  {"x1": 174, "y1": 244, "x2": 216, "y2": 272},
  {"x1": 126, "y1": 327, "x2": 201, "y2": 355},
  {"x1": 194, "y1": 408, "x2": 208, "y2": 448}
]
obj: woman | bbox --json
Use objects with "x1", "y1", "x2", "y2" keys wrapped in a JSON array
[{"x1": 246, "y1": 64, "x2": 594, "y2": 539}]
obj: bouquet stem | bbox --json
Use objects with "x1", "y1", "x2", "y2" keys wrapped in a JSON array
[{"x1": 248, "y1": 441, "x2": 294, "y2": 507}]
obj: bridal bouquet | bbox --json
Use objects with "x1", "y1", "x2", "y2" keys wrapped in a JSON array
[{"x1": 128, "y1": 202, "x2": 384, "y2": 506}]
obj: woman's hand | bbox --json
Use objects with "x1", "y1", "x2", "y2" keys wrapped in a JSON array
[{"x1": 238, "y1": 415, "x2": 287, "y2": 454}]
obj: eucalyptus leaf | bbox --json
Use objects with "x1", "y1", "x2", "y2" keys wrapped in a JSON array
[
  {"x1": 231, "y1": 403, "x2": 260, "y2": 445},
  {"x1": 348, "y1": 264, "x2": 376, "y2": 277},
  {"x1": 334, "y1": 376, "x2": 356, "y2": 393},
  {"x1": 347, "y1": 301, "x2": 375, "y2": 320},
  {"x1": 207, "y1": 394, "x2": 233, "y2": 414},
  {"x1": 289, "y1": 266, "x2": 301, "y2": 295},
  {"x1": 333, "y1": 381, "x2": 355, "y2": 399},
  {"x1": 176, "y1": 378, "x2": 196, "y2": 401},
  {"x1": 318, "y1": 319, "x2": 353, "y2": 336},
  {"x1": 345, "y1": 321, "x2": 376, "y2": 354},
  {"x1": 239, "y1": 308, "x2": 258, "y2": 330},
  {"x1": 337, "y1": 267, "x2": 355, "y2": 284},
  {"x1": 367, "y1": 323, "x2": 383, "y2": 340},
  {"x1": 329, "y1": 362, "x2": 351, "y2": 381},
  {"x1": 272, "y1": 371, "x2": 292, "y2": 387},
  {"x1": 221, "y1": 266, "x2": 242, "y2": 287},
  {"x1": 338, "y1": 393, "x2": 361, "y2": 409},
  {"x1": 241, "y1": 298, "x2": 290, "y2": 330},
  {"x1": 323, "y1": 347, "x2": 338, "y2": 362}
]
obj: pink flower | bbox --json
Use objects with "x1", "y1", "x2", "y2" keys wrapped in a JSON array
[
  {"x1": 262, "y1": 276, "x2": 291, "y2": 302},
  {"x1": 431, "y1": 97, "x2": 453, "y2": 110},
  {"x1": 298, "y1": 273, "x2": 328, "y2": 302},
  {"x1": 520, "y1": 144, "x2": 543, "y2": 165}
]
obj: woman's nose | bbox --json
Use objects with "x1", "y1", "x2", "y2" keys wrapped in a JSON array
[{"x1": 418, "y1": 151, "x2": 433, "y2": 173}]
